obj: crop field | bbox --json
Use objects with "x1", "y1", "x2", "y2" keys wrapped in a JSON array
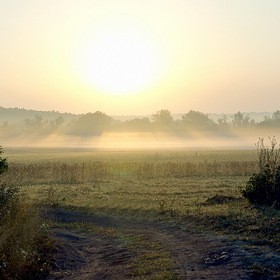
[
  {"x1": 4, "y1": 148, "x2": 279, "y2": 241},
  {"x1": 2, "y1": 148, "x2": 280, "y2": 279},
  {"x1": 6, "y1": 148, "x2": 257, "y2": 218}
]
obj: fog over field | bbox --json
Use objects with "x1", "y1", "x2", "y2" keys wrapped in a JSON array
[
  {"x1": 1, "y1": 107, "x2": 279, "y2": 149},
  {"x1": 1, "y1": 2, "x2": 280, "y2": 279}
]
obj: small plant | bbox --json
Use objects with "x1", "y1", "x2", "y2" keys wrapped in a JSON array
[
  {"x1": 0, "y1": 146, "x2": 8, "y2": 175},
  {"x1": 158, "y1": 199, "x2": 177, "y2": 217},
  {"x1": 46, "y1": 186, "x2": 61, "y2": 207},
  {"x1": 242, "y1": 137, "x2": 280, "y2": 207}
]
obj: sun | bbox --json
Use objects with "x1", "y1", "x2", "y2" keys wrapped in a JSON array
[{"x1": 76, "y1": 20, "x2": 163, "y2": 95}]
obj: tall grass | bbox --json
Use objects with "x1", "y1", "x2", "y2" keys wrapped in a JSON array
[
  {"x1": 5, "y1": 160, "x2": 257, "y2": 184},
  {"x1": 0, "y1": 148, "x2": 52, "y2": 280},
  {"x1": 0, "y1": 201, "x2": 51, "y2": 279},
  {"x1": 1, "y1": 148, "x2": 279, "y2": 278}
]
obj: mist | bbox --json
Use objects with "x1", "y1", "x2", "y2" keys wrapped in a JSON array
[{"x1": 1, "y1": 107, "x2": 280, "y2": 149}]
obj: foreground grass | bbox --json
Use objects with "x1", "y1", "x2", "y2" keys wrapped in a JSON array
[
  {"x1": 23, "y1": 176, "x2": 279, "y2": 247},
  {"x1": 0, "y1": 147, "x2": 53, "y2": 280},
  {"x1": 3, "y1": 148, "x2": 280, "y2": 277},
  {"x1": 0, "y1": 197, "x2": 52, "y2": 279}
]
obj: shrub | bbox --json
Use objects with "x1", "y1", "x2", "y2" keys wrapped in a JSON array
[
  {"x1": 0, "y1": 146, "x2": 17, "y2": 224},
  {"x1": 242, "y1": 138, "x2": 280, "y2": 207},
  {"x1": 0, "y1": 146, "x2": 52, "y2": 279},
  {"x1": 0, "y1": 183, "x2": 19, "y2": 224},
  {"x1": 0, "y1": 146, "x2": 8, "y2": 175}
]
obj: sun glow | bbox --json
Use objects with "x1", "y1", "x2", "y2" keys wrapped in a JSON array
[{"x1": 76, "y1": 20, "x2": 165, "y2": 95}]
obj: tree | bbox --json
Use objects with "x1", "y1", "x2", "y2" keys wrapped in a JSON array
[
  {"x1": 182, "y1": 110, "x2": 217, "y2": 131},
  {"x1": 272, "y1": 110, "x2": 280, "y2": 120},
  {"x1": 231, "y1": 111, "x2": 254, "y2": 127},
  {"x1": 123, "y1": 117, "x2": 151, "y2": 131},
  {"x1": 68, "y1": 111, "x2": 112, "y2": 136},
  {"x1": 217, "y1": 115, "x2": 229, "y2": 128},
  {"x1": 259, "y1": 111, "x2": 280, "y2": 128},
  {"x1": 152, "y1": 109, "x2": 173, "y2": 128}
]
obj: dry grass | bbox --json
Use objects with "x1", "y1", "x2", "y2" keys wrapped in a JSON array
[
  {"x1": 5, "y1": 149, "x2": 258, "y2": 184},
  {"x1": 0, "y1": 158, "x2": 52, "y2": 279},
  {"x1": 0, "y1": 200, "x2": 52, "y2": 279},
  {"x1": 4, "y1": 148, "x2": 280, "y2": 253}
]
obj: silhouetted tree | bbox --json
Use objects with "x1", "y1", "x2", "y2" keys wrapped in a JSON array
[
  {"x1": 232, "y1": 111, "x2": 254, "y2": 127},
  {"x1": 259, "y1": 111, "x2": 280, "y2": 128},
  {"x1": 182, "y1": 110, "x2": 217, "y2": 131},
  {"x1": 152, "y1": 109, "x2": 173, "y2": 129},
  {"x1": 217, "y1": 115, "x2": 230, "y2": 128},
  {"x1": 67, "y1": 111, "x2": 112, "y2": 136},
  {"x1": 123, "y1": 117, "x2": 151, "y2": 131}
]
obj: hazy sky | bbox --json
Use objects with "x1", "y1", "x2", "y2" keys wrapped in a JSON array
[{"x1": 1, "y1": 0, "x2": 280, "y2": 115}]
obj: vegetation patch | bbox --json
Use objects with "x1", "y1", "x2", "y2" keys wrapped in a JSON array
[
  {"x1": 3, "y1": 147, "x2": 280, "y2": 278},
  {"x1": 0, "y1": 146, "x2": 53, "y2": 280},
  {"x1": 242, "y1": 137, "x2": 280, "y2": 208},
  {"x1": 203, "y1": 194, "x2": 241, "y2": 205},
  {"x1": 128, "y1": 234, "x2": 179, "y2": 280}
]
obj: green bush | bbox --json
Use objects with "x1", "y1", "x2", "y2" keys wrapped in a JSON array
[
  {"x1": 0, "y1": 146, "x2": 8, "y2": 175},
  {"x1": 0, "y1": 183, "x2": 19, "y2": 224},
  {"x1": 0, "y1": 146, "x2": 18, "y2": 223},
  {"x1": 0, "y1": 146, "x2": 52, "y2": 279},
  {"x1": 242, "y1": 138, "x2": 280, "y2": 207}
]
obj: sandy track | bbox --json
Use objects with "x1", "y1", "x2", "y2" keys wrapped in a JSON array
[{"x1": 45, "y1": 208, "x2": 278, "y2": 279}]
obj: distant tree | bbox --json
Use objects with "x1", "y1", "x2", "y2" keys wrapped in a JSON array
[
  {"x1": 182, "y1": 110, "x2": 217, "y2": 131},
  {"x1": 231, "y1": 111, "x2": 254, "y2": 127},
  {"x1": 46, "y1": 116, "x2": 65, "y2": 134},
  {"x1": 217, "y1": 115, "x2": 230, "y2": 128},
  {"x1": 272, "y1": 110, "x2": 280, "y2": 120},
  {"x1": 152, "y1": 110, "x2": 173, "y2": 128},
  {"x1": 123, "y1": 117, "x2": 151, "y2": 131},
  {"x1": 54, "y1": 116, "x2": 64, "y2": 126},
  {"x1": 67, "y1": 111, "x2": 112, "y2": 136},
  {"x1": 259, "y1": 110, "x2": 280, "y2": 128},
  {"x1": 24, "y1": 115, "x2": 47, "y2": 136},
  {"x1": 25, "y1": 115, "x2": 43, "y2": 128}
]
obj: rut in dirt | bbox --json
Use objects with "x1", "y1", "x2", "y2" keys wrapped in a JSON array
[{"x1": 45, "y1": 207, "x2": 279, "y2": 280}]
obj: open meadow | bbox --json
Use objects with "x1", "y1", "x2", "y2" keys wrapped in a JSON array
[
  {"x1": 6, "y1": 148, "x2": 258, "y2": 223},
  {"x1": 1, "y1": 147, "x2": 280, "y2": 279}
]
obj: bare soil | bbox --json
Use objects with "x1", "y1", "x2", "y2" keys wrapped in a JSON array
[{"x1": 45, "y1": 208, "x2": 280, "y2": 279}]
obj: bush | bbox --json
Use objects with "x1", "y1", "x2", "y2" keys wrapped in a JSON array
[
  {"x1": 0, "y1": 146, "x2": 17, "y2": 224},
  {"x1": 0, "y1": 146, "x2": 8, "y2": 175},
  {"x1": 0, "y1": 146, "x2": 52, "y2": 279},
  {"x1": 0, "y1": 183, "x2": 19, "y2": 224},
  {"x1": 242, "y1": 138, "x2": 280, "y2": 207}
]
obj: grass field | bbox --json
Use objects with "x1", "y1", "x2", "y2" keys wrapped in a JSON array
[
  {"x1": 2, "y1": 147, "x2": 280, "y2": 278},
  {"x1": 4, "y1": 148, "x2": 278, "y2": 240}
]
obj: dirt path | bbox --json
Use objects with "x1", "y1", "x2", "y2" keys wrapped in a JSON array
[{"x1": 45, "y1": 208, "x2": 279, "y2": 279}]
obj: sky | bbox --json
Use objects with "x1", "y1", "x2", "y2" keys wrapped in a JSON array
[{"x1": 1, "y1": 0, "x2": 280, "y2": 115}]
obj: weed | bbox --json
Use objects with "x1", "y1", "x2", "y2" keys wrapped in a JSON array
[
  {"x1": 242, "y1": 138, "x2": 280, "y2": 207},
  {"x1": 158, "y1": 199, "x2": 177, "y2": 216},
  {"x1": 46, "y1": 186, "x2": 61, "y2": 207}
]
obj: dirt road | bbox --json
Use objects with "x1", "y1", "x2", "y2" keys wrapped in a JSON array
[{"x1": 45, "y1": 208, "x2": 279, "y2": 279}]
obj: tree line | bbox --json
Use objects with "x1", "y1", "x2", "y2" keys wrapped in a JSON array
[{"x1": 1, "y1": 109, "x2": 280, "y2": 139}]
